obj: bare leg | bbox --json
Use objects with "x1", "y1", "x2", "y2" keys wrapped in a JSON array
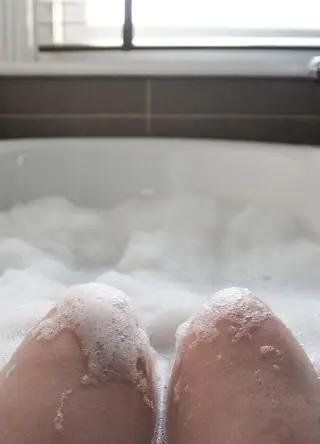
[
  {"x1": 167, "y1": 287, "x2": 320, "y2": 444},
  {"x1": 0, "y1": 283, "x2": 156, "y2": 444}
]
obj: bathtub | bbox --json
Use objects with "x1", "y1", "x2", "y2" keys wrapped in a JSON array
[
  {"x1": 0, "y1": 137, "x2": 319, "y2": 373},
  {"x1": 0, "y1": 137, "x2": 320, "y2": 231}
]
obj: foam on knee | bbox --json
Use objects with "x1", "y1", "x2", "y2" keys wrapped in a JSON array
[
  {"x1": 176, "y1": 287, "x2": 272, "y2": 352},
  {"x1": 31, "y1": 283, "x2": 152, "y2": 393}
]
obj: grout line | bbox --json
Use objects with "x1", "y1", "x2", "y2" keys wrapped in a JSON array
[
  {"x1": 145, "y1": 79, "x2": 152, "y2": 134},
  {"x1": 150, "y1": 113, "x2": 320, "y2": 120},
  {"x1": 0, "y1": 113, "x2": 145, "y2": 119},
  {"x1": 1, "y1": 113, "x2": 320, "y2": 121}
]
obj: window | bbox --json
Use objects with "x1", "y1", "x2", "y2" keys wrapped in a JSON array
[
  {"x1": 36, "y1": 0, "x2": 124, "y2": 46},
  {"x1": 36, "y1": 0, "x2": 320, "y2": 49},
  {"x1": 133, "y1": 0, "x2": 320, "y2": 47}
]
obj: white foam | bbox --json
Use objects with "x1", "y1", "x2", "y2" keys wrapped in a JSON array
[
  {"x1": 32, "y1": 283, "x2": 151, "y2": 391},
  {"x1": 0, "y1": 176, "x2": 319, "y2": 374},
  {"x1": 175, "y1": 287, "x2": 272, "y2": 351},
  {"x1": 260, "y1": 345, "x2": 276, "y2": 355},
  {"x1": 54, "y1": 388, "x2": 73, "y2": 434}
]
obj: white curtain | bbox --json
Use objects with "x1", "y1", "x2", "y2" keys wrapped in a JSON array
[{"x1": 0, "y1": 0, "x2": 36, "y2": 61}]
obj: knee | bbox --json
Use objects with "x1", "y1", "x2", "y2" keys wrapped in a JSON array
[
  {"x1": 167, "y1": 288, "x2": 320, "y2": 444},
  {"x1": 173, "y1": 286, "x2": 319, "y2": 391},
  {"x1": 29, "y1": 283, "x2": 153, "y2": 388},
  {"x1": 0, "y1": 283, "x2": 157, "y2": 444},
  {"x1": 175, "y1": 287, "x2": 274, "y2": 355}
]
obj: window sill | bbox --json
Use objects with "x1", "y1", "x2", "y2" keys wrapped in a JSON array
[{"x1": 0, "y1": 49, "x2": 319, "y2": 78}]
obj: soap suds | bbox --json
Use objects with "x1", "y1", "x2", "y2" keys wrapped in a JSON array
[
  {"x1": 0, "y1": 192, "x2": 319, "y2": 373},
  {"x1": 176, "y1": 288, "x2": 272, "y2": 352},
  {"x1": 32, "y1": 283, "x2": 151, "y2": 393},
  {"x1": 54, "y1": 388, "x2": 73, "y2": 434},
  {"x1": 1, "y1": 140, "x2": 320, "y2": 444},
  {"x1": 260, "y1": 345, "x2": 276, "y2": 355},
  {"x1": 0, "y1": 163, "x2": 319, "y2": 377}
]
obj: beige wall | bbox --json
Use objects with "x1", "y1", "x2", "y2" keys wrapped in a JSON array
[{"x1": 0, "y1": 0, "x2": 36, "y2": 62}]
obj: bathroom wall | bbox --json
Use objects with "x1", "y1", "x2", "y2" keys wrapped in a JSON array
[
  {"x1": 0, "y1": 2, "x2": 319, "y2": 145},
  {"x1": 1, "y1": 72, "x2": 320, "y2": 144}
]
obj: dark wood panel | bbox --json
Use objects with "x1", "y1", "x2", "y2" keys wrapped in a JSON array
[
  {"x1": 1, "y1": 76, "x2": 320, "y2": 144},
  {"x1": 151, "y1": 78, "x2": 320, "y2": 115},
  {"x1": 0, "y1": 116, "x2": 146, "y2": 138},
  {"x1": 0, "y1": 78, "x2": 146, "y2": 114},
  {"x1": 150, "y1": 116, "x2": 320, "y2": 145}
]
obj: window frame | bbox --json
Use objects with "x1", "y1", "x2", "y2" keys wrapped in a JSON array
[{"x1": 37, "y1": 0, "x2": 320, "y2": 52}]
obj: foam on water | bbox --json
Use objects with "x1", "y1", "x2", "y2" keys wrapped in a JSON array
[
  {"x1": 0, "y1": 140, "x2": 320, "y2": 443},
  {"x1": 0, "y1": 192, "x2": 320, "y2": 373}
]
